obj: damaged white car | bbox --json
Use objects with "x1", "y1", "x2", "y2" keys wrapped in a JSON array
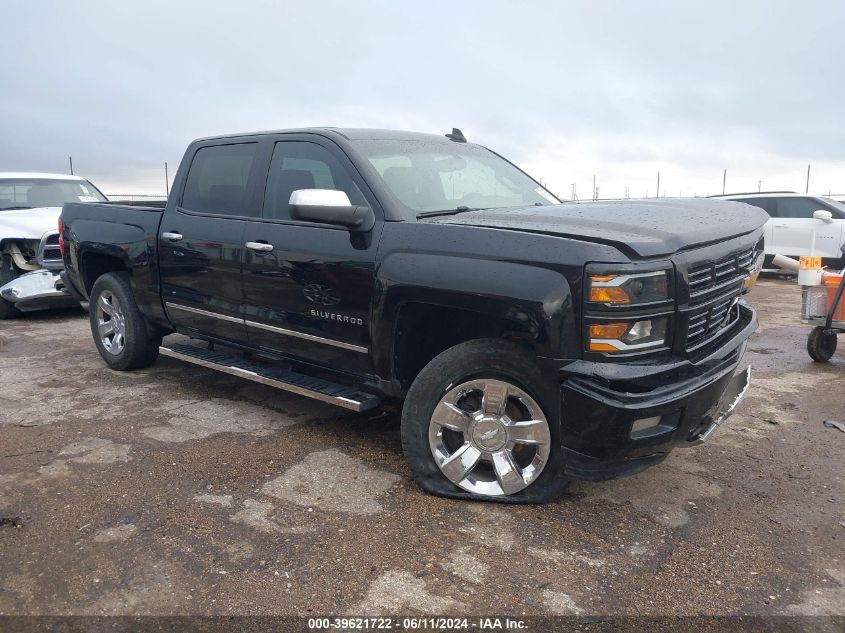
[{"x1": 0, "y1": 173, "x2": 108, "y2": 318}]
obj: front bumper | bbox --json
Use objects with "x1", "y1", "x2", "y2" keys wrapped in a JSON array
[
  {"x1": 0, "y1": 269, "x2": 79, "y2": 312},
  {"x1": 687, "y1": 364, "x2": 751, "y2": 444},
  {"x1": 546, "y1": 302, "x2": 756, "y2": 481}
]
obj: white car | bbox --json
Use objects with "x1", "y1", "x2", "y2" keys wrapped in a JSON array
[
  {"x1": 0, "y1": 172, "x2": 108, "y2": 318},
  {"x1": 714, "y1": 192, "x2": 845, "y2": 269}
]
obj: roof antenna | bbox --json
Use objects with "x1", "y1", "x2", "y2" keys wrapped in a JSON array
[{"x1": 445, "y1": 128, "x2": 467, "y2": 143}]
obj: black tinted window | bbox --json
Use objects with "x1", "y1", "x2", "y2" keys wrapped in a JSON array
[
  {"x1": 263, "y1": 141, "x2": 365, "y2": 220},
  {"x1": 775, "y1": 197, "x2": 824, "y2": 219},
  {"x1": 736, "y1": 197, "x2": 775, "y2": 216},
  {"x1": 182, "y1": 143, "x2": 258, "y2": 215}
]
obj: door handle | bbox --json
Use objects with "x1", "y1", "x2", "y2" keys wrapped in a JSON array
[
  {"x1": 773, "y1": 224, "x2": 789, "y2": 228},
  {"x1": 245, "y1": 241, "x2": 274, "y2": 253},
  {"x1": 161, "y1": 231, "x2": 183, "y2": 241}
]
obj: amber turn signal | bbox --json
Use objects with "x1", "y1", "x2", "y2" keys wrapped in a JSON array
[
  {"x1": 588, "y1": 322, "x2": 631, "y2": 340},
  {"x1": 589, "y1": 322, "x2": 632, "y2": 350},
  {"x1": 588, "y1": 286, "x2": 632, "y2": 304},
  {"x1": 588, "y1": 342, "x2": 621, "y2": 352}
]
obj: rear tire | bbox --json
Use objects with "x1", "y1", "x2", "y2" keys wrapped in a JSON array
[
  {"x1": 89, "y1": 272, "x2": 161, "y2": 370},
  {"x1": 807, "y1": 326, "x2": 837, "y2": 363},
  {"x1": 401, "y1": 338, "x2": 570, "y2": 504}
]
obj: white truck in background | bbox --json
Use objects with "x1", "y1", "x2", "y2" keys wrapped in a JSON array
[{"x1": 0, "y1": 172, "x2": 108, "y2": 318}]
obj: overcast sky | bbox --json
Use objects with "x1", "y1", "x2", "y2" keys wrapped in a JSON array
[{"x1": 2, "y1": 0, "x2": 843, "y2": 199}]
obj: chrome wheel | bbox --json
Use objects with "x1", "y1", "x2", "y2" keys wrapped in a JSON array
[
  {"x1": 96, "y1": 290, "x2": 126, "y2": 355},
  {"x1": 428, "y1": 378, "x2": 551, "y2": 497}
]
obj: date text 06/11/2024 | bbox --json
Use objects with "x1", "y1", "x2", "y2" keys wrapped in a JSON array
[{"x1": 307, "y1": 617, "x2": 528, "y2": 630}]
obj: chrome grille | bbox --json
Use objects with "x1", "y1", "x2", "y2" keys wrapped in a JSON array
[
  {"x1": 683, "y1": 245, "x2": 755, "y2": 351},
  {"x1": 687, "y1": 246, "x2": 754, "y2": 304},
  {"x1": 686, "y1": 295, "x2": 740, "y2": 350},
  {"x1": 36, "y1": 231, "x2": 63, "y2": 268}
]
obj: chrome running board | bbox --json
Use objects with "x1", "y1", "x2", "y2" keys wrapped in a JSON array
[{"x1": 158, "y1": 343, "x2": 380, "y2": 412}]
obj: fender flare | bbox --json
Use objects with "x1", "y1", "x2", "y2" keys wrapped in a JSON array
[{"x1": 372, "y1": 251, "x2": 577, "y2": 378}]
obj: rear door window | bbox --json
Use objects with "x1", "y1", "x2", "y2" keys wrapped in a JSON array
[
  {"x1": 181, "y1": 143, "x2": 259, "y2": 216},
  {"x1": 736, "y1": 197, "x2": 775, "y2": 216}
]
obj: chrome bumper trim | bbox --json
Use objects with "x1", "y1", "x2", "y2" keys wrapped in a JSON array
[
  {"x1": 690, "y1": 365, "x2": 752, "y2": 444},
  {"x1": 0, "y1": 269, "x2": 76, "y2": 311}
]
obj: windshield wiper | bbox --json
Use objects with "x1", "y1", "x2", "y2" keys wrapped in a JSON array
[
  {"x1": 1, "y1": 206, "x2": 33, "y2": 211},
  {"x1": 416, "y1": 206, "x2": 482, "y2": 219}
]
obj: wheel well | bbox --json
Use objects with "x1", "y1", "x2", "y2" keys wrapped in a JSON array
[
  {"x1": 80, "y1": 253, "x2": 128, "y2": 294},
  {"x1": 392, "y1": 302, "x2": 535, "y2": 388}
]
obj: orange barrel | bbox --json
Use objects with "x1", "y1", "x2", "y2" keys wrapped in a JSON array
[{"x1": 824, "y1": 274, "x2": 845, "y2": 320}]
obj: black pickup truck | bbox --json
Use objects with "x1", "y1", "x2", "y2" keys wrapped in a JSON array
[{"x1": 61, "y1": 127, "x2": 767, "y2": 503}]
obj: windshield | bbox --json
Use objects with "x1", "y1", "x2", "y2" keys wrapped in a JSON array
[
  {"x1": 354, "y1": 140, "x2": 559, "y2": 218},
  {"x1": 0, "y1": 178, "x2": 107, "y2": 210},
  {"x1": 828, "y1": 199, "x2": 845, "y2": 215}
]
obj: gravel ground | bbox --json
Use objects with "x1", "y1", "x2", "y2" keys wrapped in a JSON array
[{"x1": 0, "y1": 278, "x2": 842, "y2": 619}]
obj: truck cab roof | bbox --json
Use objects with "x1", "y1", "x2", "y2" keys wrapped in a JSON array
[{"x1": 193, "y1": 127, "x2": 457, "y2": 145}]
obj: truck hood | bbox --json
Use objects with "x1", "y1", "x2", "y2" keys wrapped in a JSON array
[
  {"x1": 0, "y1": 207, "x2": 61, "y2": 240},
  {"x1": 428, "y1": 198, "x2": 769, "y2": 258}
]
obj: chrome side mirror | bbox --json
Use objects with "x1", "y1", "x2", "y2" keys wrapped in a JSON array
[
  {"x1": 289, "y1": 189, "x2": 374, "y2": 230},
  {"x1": 813, "y1": 209, "x2": 834, "y2": 223}
]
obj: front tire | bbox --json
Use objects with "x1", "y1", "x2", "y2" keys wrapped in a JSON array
[
  {"x1": 401, "y1": 339, "x2": 570, "y2": 503},
  {"x1": 89, "y1": 272, "x2": 161, "y2": 370}
]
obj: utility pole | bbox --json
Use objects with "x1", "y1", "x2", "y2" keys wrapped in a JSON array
[
  {"x1": 165, "y1": 162, "x2": 170, "y2": 197},
  {"x1": 806, "y1": 164, "x2": 811, "y2": 193},
  {"x1": 758, "y1": 180, "x2": 762, "y2": 192},
  {"x1": 592, "y1": 175, "x2": 596, "y2": 201},
  {"x1": 722, "y1": 169, "x2": 726, "y2": 195},
  {"x1": 656, "y1": 172, "x2": 660, "y2": 198},
  {"x1": 570, "y1": 184, "x2": 577, "y2": 201},
  {"x1": 68, "y1": 156, "x2": 74, "y2": 175}
]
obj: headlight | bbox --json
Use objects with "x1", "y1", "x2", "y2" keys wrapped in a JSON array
[
  {"x1": 588, "y1": 270, "x2": 669, "y2": 306},
  {"x1": 588, "y1": 317, "x2": 668, "y2": 353}
]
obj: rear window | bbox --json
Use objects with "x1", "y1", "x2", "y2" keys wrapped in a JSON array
[{"x1": 181, "y1": 143, "x2": 258, "y2": 215}]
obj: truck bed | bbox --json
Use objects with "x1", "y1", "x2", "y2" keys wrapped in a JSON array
[
  {"x1": 60, "y1": 201, "x2": 167, "y2": 327},
  {"x1": 100, "y1": 200, "x2": 168, "y2": 209}
]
